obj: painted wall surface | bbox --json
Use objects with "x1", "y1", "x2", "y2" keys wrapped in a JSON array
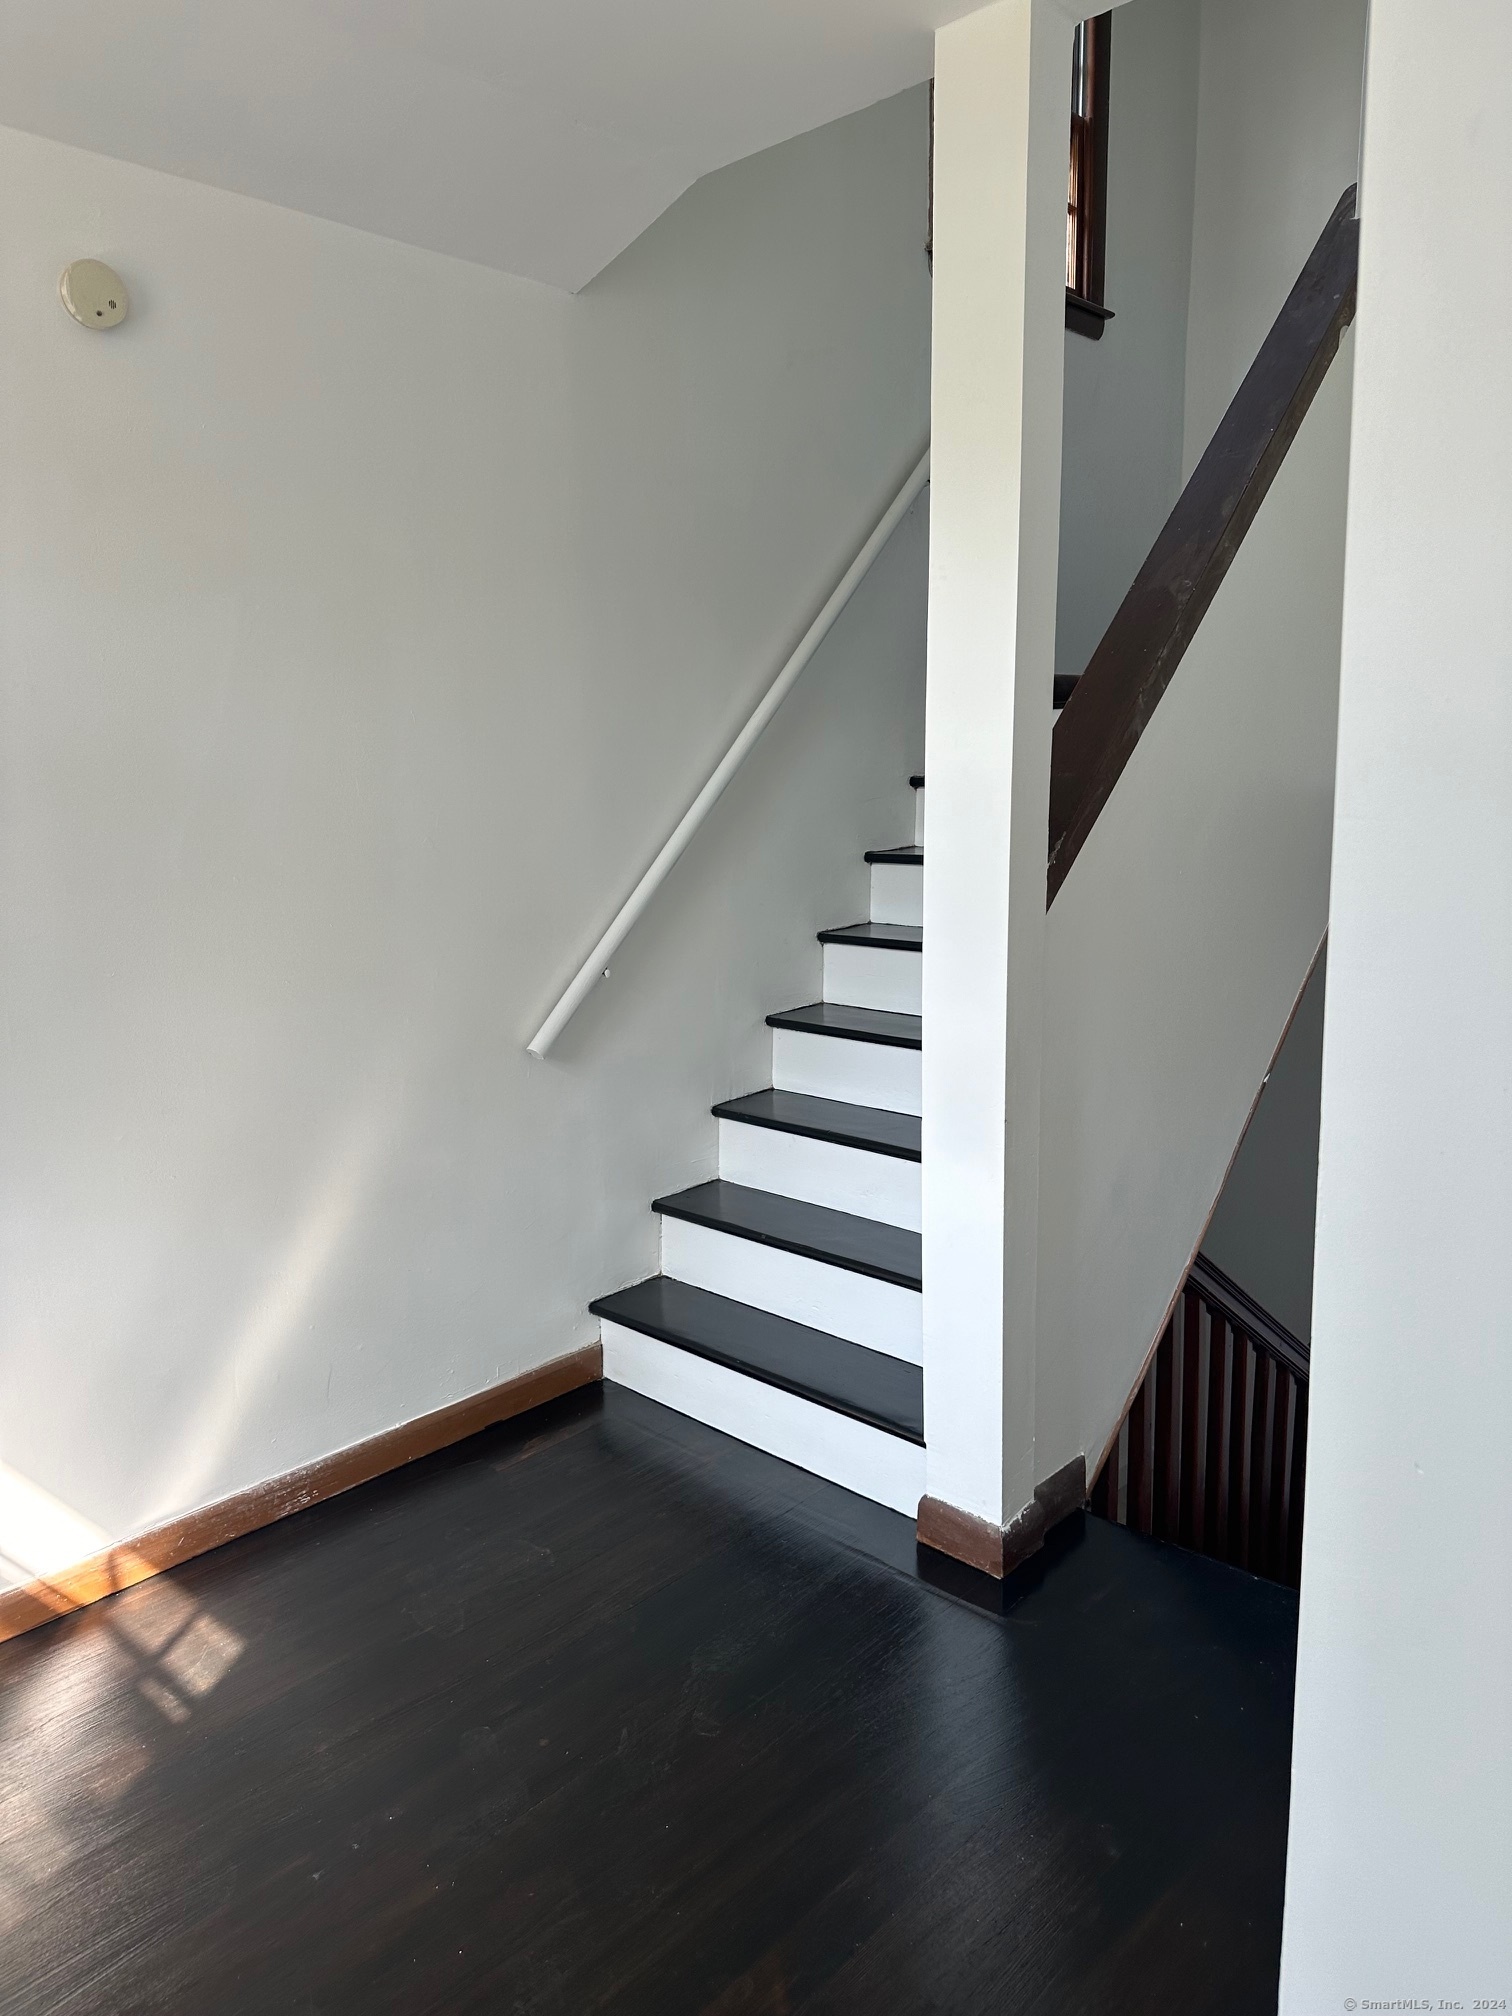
[
  {"x1": 0, "y1": 93, "x2": 930, "y2": 1590},
  {"x1": 1035, "y1": 339, "x2": 1351, "y2": 1482},
  {"x1": 1279, "y1": 0, "x2": 1512, "y2": 1998},
  {"x1": 1182, "y1": 0, "x2": 1368, "y2": 472},
  {"x1": 0, "y1": 0, "x2": 947, "y2": 292},
  {"x1": 1055, "y1": 0, "x2": 1200, "y2": 684},
  {"x1": 1202, "y1": 949, "x2": 1326, "y2": 1342}
]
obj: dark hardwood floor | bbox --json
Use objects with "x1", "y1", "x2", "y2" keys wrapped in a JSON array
[{"x1": 0, "y1": 1385, "x2": 1298, "y2": 2016}]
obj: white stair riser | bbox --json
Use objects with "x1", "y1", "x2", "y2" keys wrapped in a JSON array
[
  {"x1": 772, "y1": 1028, "x2": 921, "y2": 1115},
  {"x1": 822, "y1": 941, "x2": 922, "y2": 1014},
  {"x1": 659, "y1": 1215, "x2": 921, "y2": 1363},
  {"x1": 602, "y1": 1324, "x2": 925, "y2": 1516},
  {"x1": 914, "y1": 786, "x2": 925, "y2": 847},
  {"x1": 718, "y1": 1118, "x2": 921, "y2": 1231},
  {"x1": 870, "y1": 861, "x2": 922, "y2": 927}
]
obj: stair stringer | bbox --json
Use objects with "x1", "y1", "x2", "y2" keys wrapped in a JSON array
[{"x1": 1032, "y1": 334, "x2": 1354, "y2": 1489}]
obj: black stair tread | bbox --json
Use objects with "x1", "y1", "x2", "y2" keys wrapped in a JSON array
[
  {"x1": 909, "y1": 774, "x2": 924, "y2": 789},
  {"x1": 590, "y1": 1275, "x2": 924, "y2": 1444},
  {"x1": 652, "y1": 1180, "x2": 921, "y2": 1290},
  {"x1": 766, "y1": 1001, "x2": 921, "y2": 1050},
  {"x1": 864, "y1": 846, "x2": 923, "y2": 867},
  {"x1": 1053, "y1": 672, "x2": 1080, "y2": 709},
  {"x1": 712, "y1": 1088, "x2": 921, "y2": 1161},
  {"x1": 816, "y1": 920, "x2": 922, "y2": 953}
]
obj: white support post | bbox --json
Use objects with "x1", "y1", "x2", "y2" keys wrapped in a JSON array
[
  {"x1": 1280, "y1": 0, "x2": 1512, "y2": 2000},
  {"x1": 919, "y1": 0, "x2": 1070, "y2": 1566}
]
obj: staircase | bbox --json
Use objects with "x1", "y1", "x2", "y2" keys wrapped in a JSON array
[
  {"x1": 585, "y1": 186, "x2": 1360, "y2": 1552},
  {"x1": 591, "y1": 776, "x2": 928, "y2": 1514}
]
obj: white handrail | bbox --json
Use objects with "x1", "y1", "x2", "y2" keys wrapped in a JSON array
[{"x1": 527, "y1": 444, "x2": 931, "y2": 1058}]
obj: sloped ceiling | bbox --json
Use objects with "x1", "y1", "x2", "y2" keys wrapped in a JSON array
[{"x1": 0, "y1": 0, "x2": 976, "y2": 291}]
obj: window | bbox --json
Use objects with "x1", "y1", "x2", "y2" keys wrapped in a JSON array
[
  {"x1": 1067, "y1": 14, "x2": 1113, "y2": 339},
  {"x1": 926, "y1": 19, "x2": 1115, "y2": 341}
]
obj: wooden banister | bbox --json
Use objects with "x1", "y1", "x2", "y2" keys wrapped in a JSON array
[
  {"x1": 1089, "y1": 1254, "x2": 1311, "y2": 1586},
  {"x1": 1047, "y1": 185, "x2": 1360, "y2": 906}
]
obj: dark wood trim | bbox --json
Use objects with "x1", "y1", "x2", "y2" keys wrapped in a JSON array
[
  {"x1": 1066, "y1": 291, "x2": 1115, "y2": 341},
  {"x1": 1189, "y1": 1252, "x2": 1310, "y2": 1382},
  {"x1": 0, "y1": 1344, "x2": 603, "y2": 1645},
  {"x1": 1047, "y1": 184, "x2": 1359, "y2": 906},
  {"x1": 1034, "y1": 1454, "x2": 1087, "y2": 1529},
  {"x1": 1066, "y1": 13, "x2": 1112, "y2": 313},
  {"x1": 918, "y1": 1454, "x2": 1086, "y2": 1580},
  {"x1": 1084, "y1": 13, "x2": 1111, "y2": 304},
  {"x1": 917, "y1": 1496, "x2": 1037, "y2": 1579}
]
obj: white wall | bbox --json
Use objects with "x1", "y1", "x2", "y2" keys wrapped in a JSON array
[
  {"x1": 1183, "y1": 0, "x2": 1368, "y2": 471},
  {"x1": 0, "y1": 92, "x2": 931, "y2": 1590},
  {"x1": 1035, "y1": 337, "x2": 1351, "y2": 1481},
  {"x1": 1279, "y1": 0, "x2": 1512, "y2": 1998},
  {"x1": 1201, "y1": 948, "x2": 1326, "y2": 1342},
  {"x1": 1056, "y1": 0, "x2": 1200, "y2": 683}
]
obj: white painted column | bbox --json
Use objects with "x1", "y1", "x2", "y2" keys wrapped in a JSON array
[
  {"x1": 1280, "y1": 0, "x2": 1512, "y2": 2002},
  {"x1": 920, "y1": 0, "x2": 1069, "y2": 1552}
]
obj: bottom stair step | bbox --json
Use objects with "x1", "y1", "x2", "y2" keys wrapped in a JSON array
[
  {"x1": 592, "y1": 1278, "x2": 927, "y2": 1516},
  {"x1": 590, "y1": 1276, "x2": 923, "y2": 1441}
]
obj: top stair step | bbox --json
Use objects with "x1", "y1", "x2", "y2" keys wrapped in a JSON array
[{"x1": 864, "y1": 846, "x2": 922, "y2": 868}]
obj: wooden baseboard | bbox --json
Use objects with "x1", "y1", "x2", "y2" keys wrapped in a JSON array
[
  {"x1": 0, "y1": 1343, "x2": 602, "y2": 1646},
  {"x1": 1034, "y1": 1455, "x2": 1088, "y2": 1531},
  {"x1": 917, "y1": 1455, "x2": 1088, "y2": 1581}
]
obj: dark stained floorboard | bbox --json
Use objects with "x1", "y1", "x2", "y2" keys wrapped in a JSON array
[{"x1": 0, "y1": 1385, "x2": 1298, "y2": 2015}]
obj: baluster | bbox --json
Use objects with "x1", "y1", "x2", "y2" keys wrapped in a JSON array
[
  {"x1": 1154, "y1": 1323, "x2": 1179, "y2": 1539},
  {"x1": 1128, "y1": 1366, "x2": 1153, "y2": 1535},
  {"x1": 1257, "y1": 1354, "x2": 1282, "y2": 1572},
  {"x1": 1204, "y1": 1309, "x2": 1232, "y2": 1561},
  {"x1": 1268, "y1": 1370, "x2": 1294, "y2": 1578},
  {"x1": 1286, "y1": 1381, "x2": 1310, "y2": 1587},
  {"x1": 1180, "y1": 1288, "x2": 1204, "y2": 1549},
  {"x1": 1229, "y1": 1335, "x2": 1254, "y2": 1568}
]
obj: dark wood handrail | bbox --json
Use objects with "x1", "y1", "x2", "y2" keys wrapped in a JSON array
[
  {"x1": 1189, "y1": 1252, "x2": 1309, "y2": 1383},
  {"x1": 1047, "y1": 185, "x2": 1360, "y2": 905}
]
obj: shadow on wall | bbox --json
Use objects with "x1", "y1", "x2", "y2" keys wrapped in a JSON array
[{"x1": 1202, "y1": 949, "x2": 1327, "y2": 1345}]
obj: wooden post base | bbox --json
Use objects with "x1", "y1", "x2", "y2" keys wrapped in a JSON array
[{"x1": 917, "y1": 1455, "x2": 1087, "y2": 1579}]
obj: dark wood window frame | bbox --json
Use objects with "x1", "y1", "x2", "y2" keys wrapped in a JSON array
[
  {"x1": 1066, "y1": 13, "x2": 1114, "y2": 341},
  {"x1": 927, "y1": 17, "x2": 1114, "y2": 340}
]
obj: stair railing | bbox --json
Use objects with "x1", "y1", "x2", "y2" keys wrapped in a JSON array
[
  {"x1": 1089, "y1": 1255, "x2": 1311, "y2": 1586},
  {"x1": 526, "y1": 446, "x2": 931, "y2": 1059},
  {"x1": 1047, "y1": 185, "x2": 1360, "y2": 906}
]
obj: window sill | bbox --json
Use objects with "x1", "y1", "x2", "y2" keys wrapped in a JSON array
[{"x1": 1066, "y1": 291, "x2": 1115, "y2": 341}]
